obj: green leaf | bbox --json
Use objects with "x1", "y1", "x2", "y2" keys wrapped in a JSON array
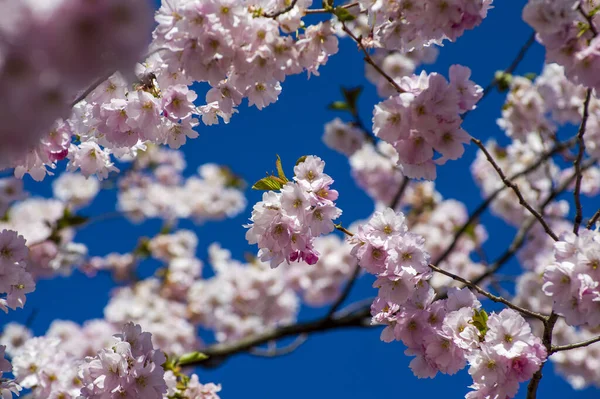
[
  {"x1": 322, "y1": 0, "x2": 334, "y2": 10},
  {"x1": 133, "y1": 238, "x2": 152, "y2": 258},
  {"x1": 252, "y1": 176, "x2": 286, "y2": 191},
  {"x1": 327, "y1": 101, "x2": 350, "y2": 111},
  {"x1": 590, "y1": 4, "x2": 600, "y2": 17},
  {"x1": 295, "y1": 155, "x2": 308, "y2": 166},
  {"x1": 177, "y1": 351, "x2": 209, "y2": 365},
  {"x1": 523, "y1": 72, "x2": 537, "y2": 82},
  {"x1": 342, "y1": 86, "x2": 363, "y2": 114},
  {"x1": 334, "y1": 6, "x2": 356, "y2": 22},
  {"x1": 494, "y1": 71, "x2": 512, "y2": 92},
  {"x1": 577, "y1": 21, "x2": 590, "y2": 38},
  {"x1": 472, "y1": 309, "x2": 489, "y2": 337},
  {"x1": 56, "y1": 209, "x2": 89, "y2": 230},
  {"x1": 275, "y1": 154, "x2": 288, "y2": 182}
]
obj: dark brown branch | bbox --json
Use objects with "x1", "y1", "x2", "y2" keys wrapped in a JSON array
[
  {"x1": 526, "y1": 312, "x2": 558, "y2": 399},
  {"x1": 428, "y1": 264, "x2": 547, "y2": 321},
  {"x1": 471, "y1": 138, "x2": 559, "y2": 241},
  {"x1": 325, "y1": 262, "x2": 361, "y2": 319},
  {"x1": 263, "y1": 0, "x2": 299, "y2": 18},
  {"x1": 573, "y1": 88, "x2": 592, "y2": 234},
  {"x1": 552, "y1": 334, "x2": 600, "y2": 352},
  {"x1": 178, "y1": 306, "x2": 373, "y2": 368},
  {"x1": 390, "y1": 177, "x2": 410, "y2": 211},
  {"x1": 341, "y1": 23, "x2": 404, "y2": 93},
  {"x1": 587, "y1": 208, "x2": 600, "y2": 229},
  {"x1": 335, "y1": 224, "x2": 354, "y2": 237},
  {"x1": 468, "y1": 158, "x2": 596, "y2": 288},
  {"x1": 478, "y1": 32, "x2": 536, "y2": 102},
  {"x1": 434, "y1": 138, "x2": 576, "y2": 265}
]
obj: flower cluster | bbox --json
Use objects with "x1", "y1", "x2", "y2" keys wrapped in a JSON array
[
  {"x1": 79, "y1": 323, "x2": 167, "y2": 399},
  {"x1": 12, "y1": 336, "x2": 81, "y2": 398},
  {"x1": 471, "y1": 135, "x2": 561, "y2": 226},
  {"x1": 0, "y1": 230, "x2": 35, "y2": 312},
  {"x1": 465, "y1": 309, "x2": 547, "y2": 399},
  {"x1": 0, "y1": 345, "x2": 21, "y2": 399},
  {"x1": 188, "y1": 243, "x2": 298, "y2": 342},
  {"x1": 323, "y1": 118, "x2": 366, "y2": 157},
  {"x1": 357, "y1": 0, "x2": 492, "y2": 53},
  {"x1": 152, "y1": 0, "x2": 338, "y2": 124},
  {"x1": 411, "y1": 199, "x2": 487, "y2": 290},
  {"x1": 118, "y1": 147, "x2": 246, "y2": 224},
  {"x1": 0, "y1": 193, "x2": 91, "y2": 279},
  {"x1": 284, "y1": 234, "x2": 356, "y2": 306},
  {"x1": 53, "y1": 173, "x2": 101, "y2": 210},
  {"x1": 523, "y1": 0, "x2": 600, "y2": 90},
  {"x1": 497, "y1": 63, "x2": 585, "y2": 141},
  {"x1": 349, "y1": 210, "x2": 545, "y2": 398},
  {"x1": 349, "y1": 141, "x2": 404, "y2": 205},
  {"x1": 245, "y1": 156, "x2": 342, "y2": 267},
  {"x1": 543, "y1": 229, "x2": 600, "y2": 327},
  {"x1": 0, "y1": 0, "x2": 153, "y2": 170},
  {"x1": 350, "y1": 208, "x2": 431, "y2": 305},
  {"x1": 105, "y1": 279, "x2": 199, "y2": 356},
  {"x1": 372, "y1": 66, "x2": 482, "y2": 179},
  {"x1": 5, "y1": 318, "x2": 224, "y2": 399}
]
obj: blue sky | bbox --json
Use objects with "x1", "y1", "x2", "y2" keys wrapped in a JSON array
[{"x1": 5, "y1": 0, "x2": 600, "y2": 398}]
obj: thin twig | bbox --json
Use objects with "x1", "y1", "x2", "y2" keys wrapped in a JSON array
[
  {"x1": 428, "y1": 264, "x2": 547, "y2": 321},
  {"x1": 341, "y1": 23, "x2": 404, "y2": 93},
  {"x1": 471, "y1": 138, "x2": 559, "y2": 241},
  {"x1": 552, "y1": 334, "x2": 600, "y2": 352},
  {"x1": 335, "y1": 224, "x2": 354, "y2": 237},
  {"x1": 304, "y1": 1, "x2": 360, "y2": 14},
  {"x1": 434, "y1": 138, "x2": 576, "y2": 265},
  {"x1": 249, "y1": 334, "x2": 308, "y2": 357},
  {"x1": 573, "y1": 88, "x2": 592, "y2": 234},
  {"x1": 478, "y1": 32, "x2": 536, "y2": 102},
  {"x1": 390, "y1": 177, "x2": 410, "y2": 211},
  {"x1": 470, "y1": 158, "x2": 598, "y2": 287},
  {"x1": 263, "y1": 0, "x2": 299, "y2": 18},
  {"x1": 587, "y1": 208, "x2": 600, "y2": 229},
  {"x1": 325, "y1": 262, "x2": 361, "y2": 319}
]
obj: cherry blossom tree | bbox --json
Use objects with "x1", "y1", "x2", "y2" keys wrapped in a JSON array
[{"x1": 1, "y1": 0, "x2": 600, "y2": 398}]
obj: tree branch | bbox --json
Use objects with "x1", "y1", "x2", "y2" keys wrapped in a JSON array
[
  {"x1": 178, "y1": 306, "x2": 373, "y2": 368},
  {"x1": 470, "y1": 158, "x2": 598, "y2": 287},
  {"x1": 552, "y1": 334, "x2": 600, "y2": 352},
  {"x1": 477, "y1": 32, "x2": 536, "y2": 103},
  {"x1": 434, "y1": 137, "x2": 577, "y2": 265},
  {"x1": 526, "y1": 312, "x2": 558, "y2": 399},
  {"x1": 341, "y1": 23, "x2": 404, "y2": 93},
  {"x1": 249, "y1": 334, "x2": 308, "y2": 358},
  {"x1": 324, "y1": 262, "x2": 361, "y2": 319},
  {"x1": 573, "y1": 88, "x2": 592, "y2": 234},
  {"x1": 471, "y1": 138, "x2": 559, "y2": 241},
  {"x1": 587, "y1": 208, "x2": 600, "y2": 229},
  {"x1": 263, "y1": 0, "x2": 299, "y2": 18},
  {"x1": 428, "y1": 264, "x2": 547, "y2": 321}
]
